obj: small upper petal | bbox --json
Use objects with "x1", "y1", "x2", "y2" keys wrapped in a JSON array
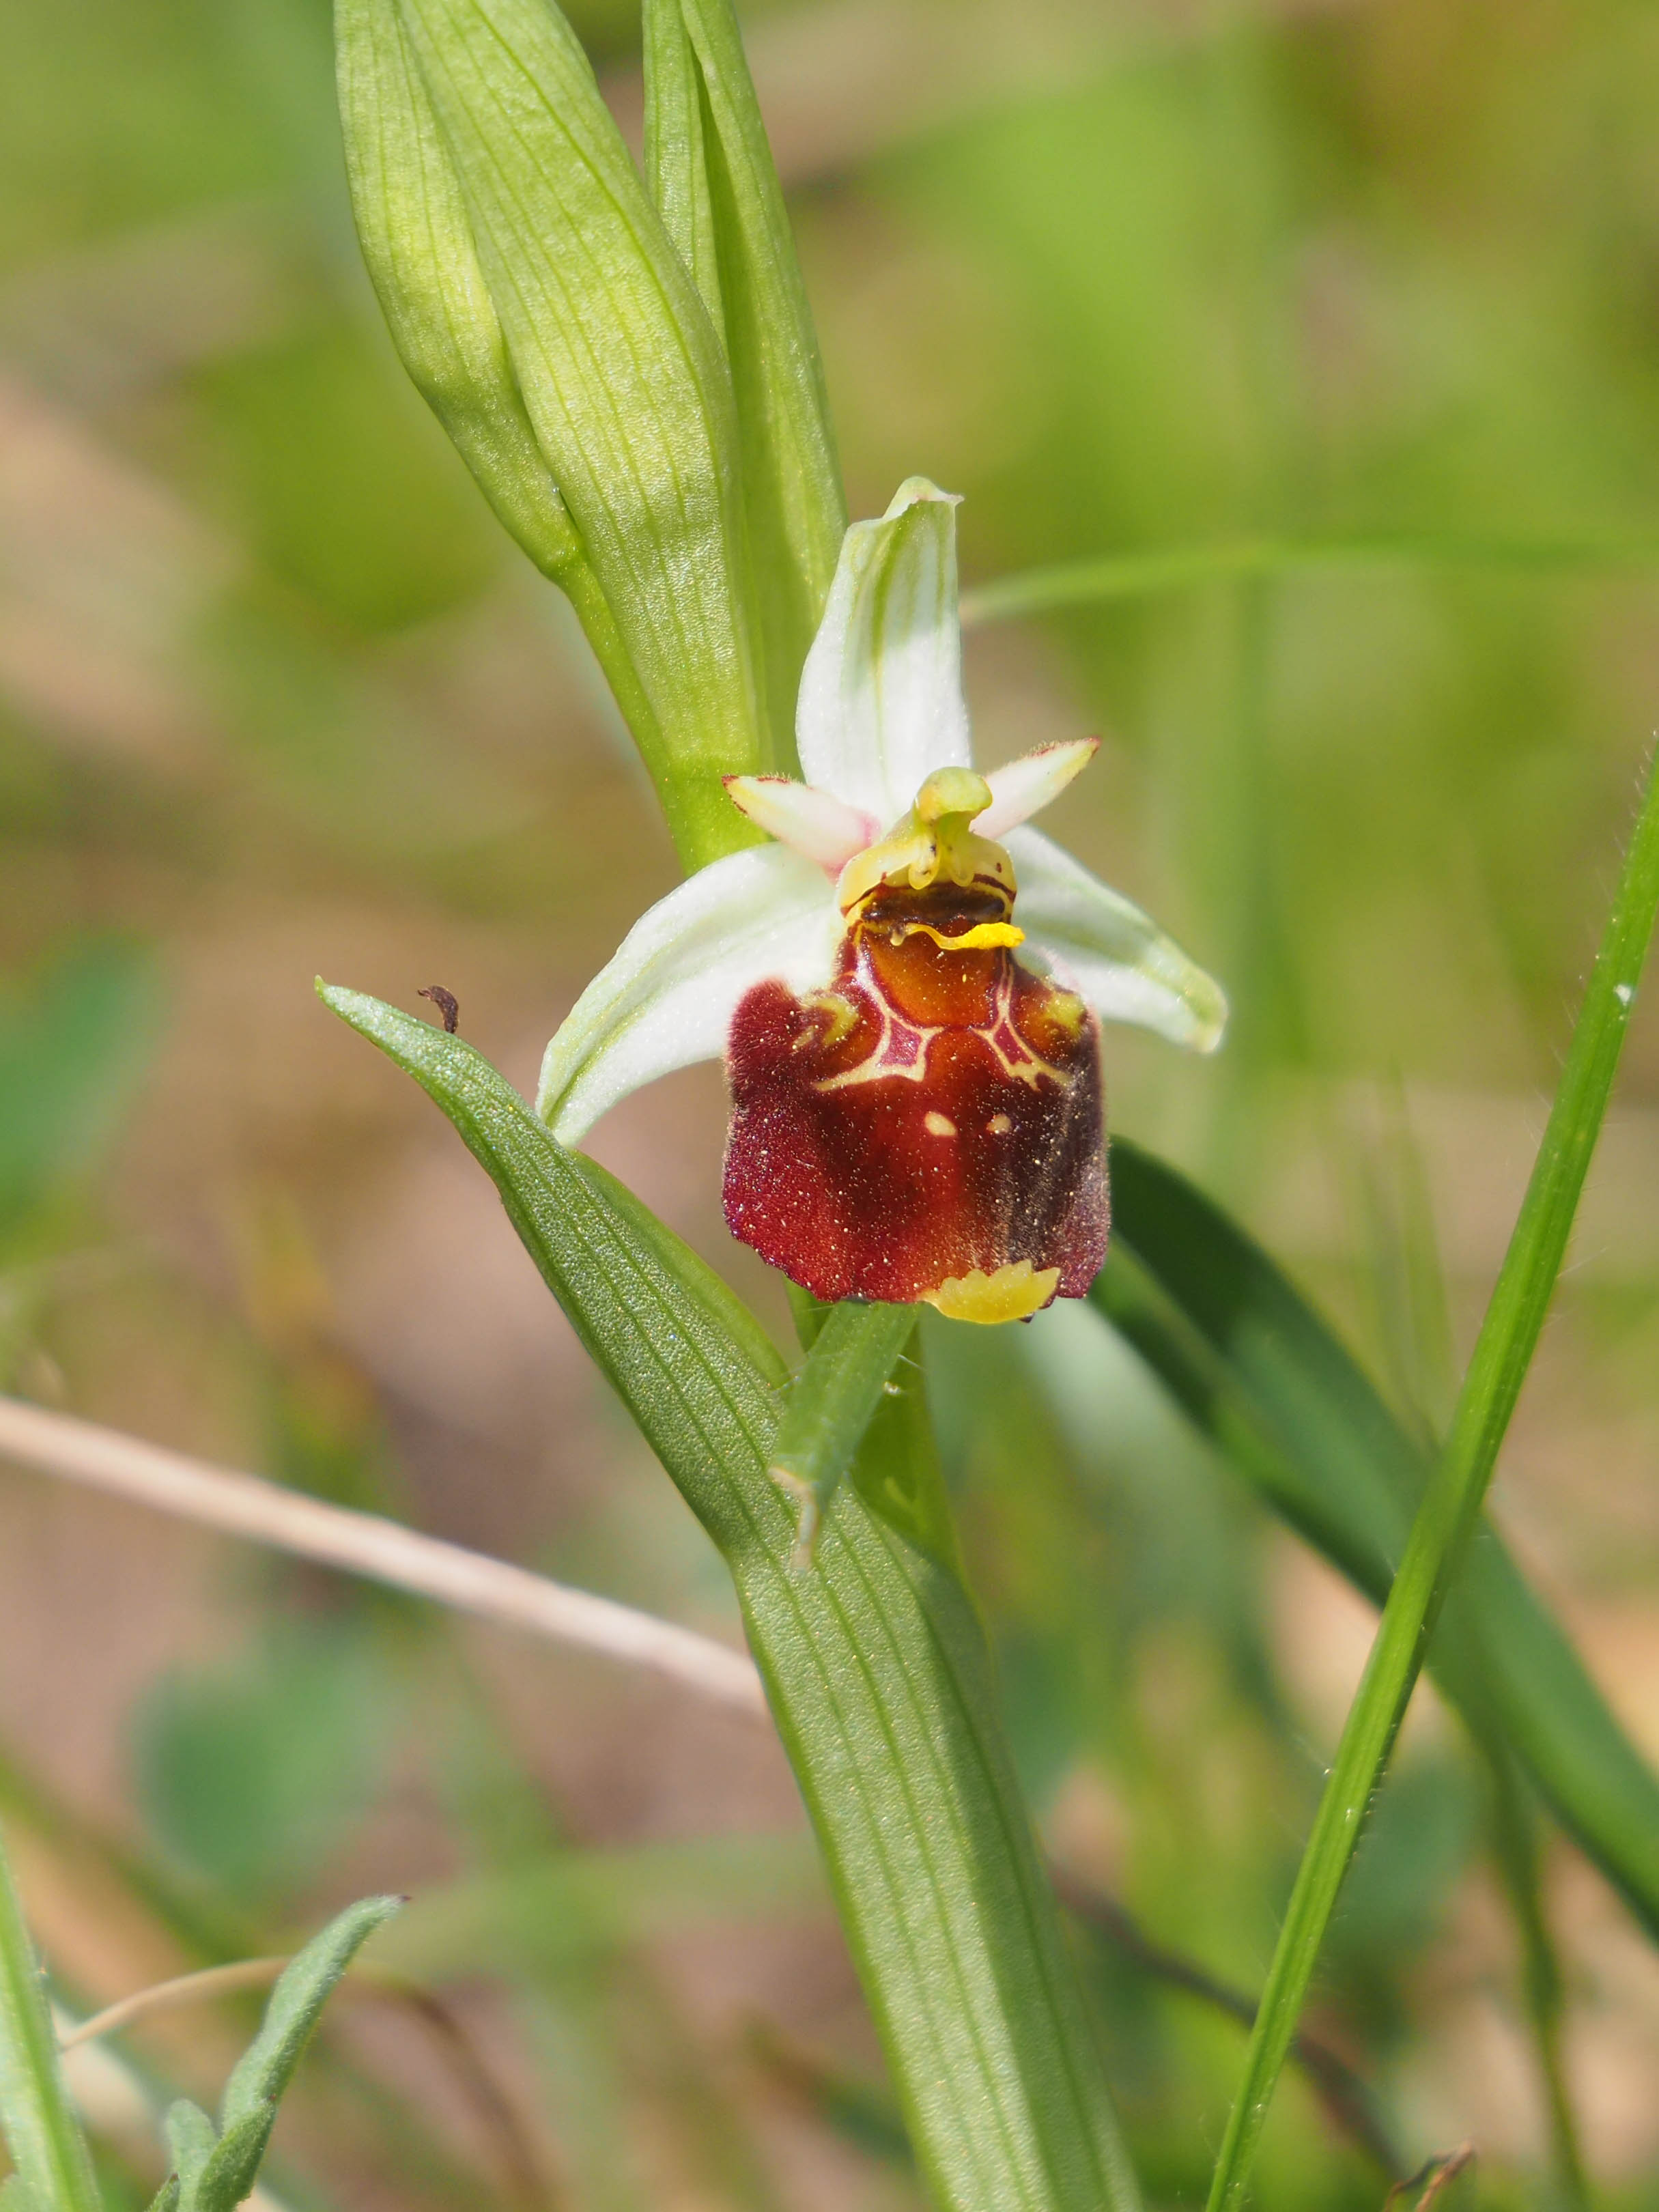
[
  {"x1": 976, "y1": 739, "x2": 1099, "y2": 840},
  {"x1": 536, "y1": 844, "x2": 842, "y2": 1144},
  {"x1": 796, "y1": 478, "x2": 974, "y2": 824},
  {"x1": 1008, "y1": 826, "x2": 1228, "y2": 1053},
  {"x1": 724, "y1": 776, "x2": 876, "y2": 872}
]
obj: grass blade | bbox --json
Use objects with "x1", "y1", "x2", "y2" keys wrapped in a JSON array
[
  {"x1": 1204, "y1": 752, "x2": 1659, "y2": 2212},
  {"x1": 960, "y1": 531, "x2": 1659, "y2": 626},
  {"x1": 1482, "y1": 1747, "x2": 1587, "y2": 2212},
  {"x1": 0, "y1": 1824, "x2": 100, "y2": 2212},
  {"x1": 1091, "y1": 1141, "x2": 1659, "y2": 1940},
  {"x1": 321, "y1": 982, "x2": 1138, "y2": 2212}
]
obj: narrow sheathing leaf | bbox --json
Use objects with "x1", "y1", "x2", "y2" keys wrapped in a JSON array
[
  {"x1": 321, "y1": 984, "x2": 1139, "y2": 2212},
  {"x1": 0, "y1": 1828, "x2": 100, "y2": 2212},
  {"x1": 769, "y1": 1302, "x2": 918, "y2": 1558},
  {"x1": 393, "y1": 0, "x2": 769, "y2": 868},
  {"x1": 644, "y1": 0, "x2": 846, "y2": 767},
  {"x1": 220, "y1": 1895, "x2": 403, "y2": 2136},
  {"x1": 1205, "y1": 752, "x2": 1659, "y2": 2212},
  {"x1": 1092, "y1": 1140, "x2": 1659, "y2": 1940},
  {"x1": 335, "y1": 0, "x2": 662, "y2": 765},
  {"x1": 642, "y1": 0, "x2": 724, "y2": 335}
]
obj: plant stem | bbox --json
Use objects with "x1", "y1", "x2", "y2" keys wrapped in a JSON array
[{"x1": 1204, "y1": 751, "x2": 1659, "y2": 2212}]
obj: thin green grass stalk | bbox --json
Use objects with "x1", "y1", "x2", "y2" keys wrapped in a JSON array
[
  {"x1": 1204, "y1": 752, "x2": 1659, "y2": 2212},
  {"x1": 1483, "y1": 1746, "x2": 1587, "y2": 2212},
  {"x1": 1092, "y1": 1144, "x2": 1659, "y2": 1937},
  {"x1": 960, "y1": 533, "x2": 1659, "y2": 627},
  {"x1": 0, "y1": 1822, "x2": 101, "y2": 2212},
  {"x1": 1356, "y1": 1087, "x2": 1588, "y2": 2203}
]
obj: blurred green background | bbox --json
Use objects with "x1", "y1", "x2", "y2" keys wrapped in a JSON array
[{"x1": 2, "y1": 0, "x2": 1658, "y2": 2204}]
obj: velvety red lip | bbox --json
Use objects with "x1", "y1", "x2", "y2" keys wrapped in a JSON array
[{"x1": 722, "y1": 881, "x2": 1107, "y2": 1320}]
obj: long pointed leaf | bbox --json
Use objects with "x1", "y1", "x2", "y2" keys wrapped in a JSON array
[
  {"x1": 220, "y1": 1895, "x2": 403, "y2": 2135},
  {"x1": 321, "y1": 983, "x2": 1138, "y2": 2212},
  {"x1": 643, "y1": 0, "x2": 845, "y2": 763},
  {"x1": 1093, "y1": 1140, "x2": 1659, "y2": 1941},
  {"x1": 1205, "y1": 752, "x2": 1659, "y2": 2211}
]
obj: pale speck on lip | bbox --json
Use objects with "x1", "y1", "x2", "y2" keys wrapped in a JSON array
[
  {"x1": 924, "y1": 1111, "x2": 956, "y2": 1137},
  {"x1": 987, "y1": 1114, "x2": 1013, "y2": 1135}
]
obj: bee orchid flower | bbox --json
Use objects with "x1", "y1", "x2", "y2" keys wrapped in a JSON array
[{"x1": 538, "y1": 478, "x2": 1227, "y2": 1324}]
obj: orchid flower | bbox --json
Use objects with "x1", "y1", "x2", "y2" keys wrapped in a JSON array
[{"x1": 538, "y1": 478, "x2": 1227, "y2": 1324}]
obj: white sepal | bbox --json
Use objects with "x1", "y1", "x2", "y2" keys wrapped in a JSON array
[
  {"x1": 724, "y1": 776, "x2": 875, "y2": 870},
  {"x1": 977, "y1": 738, "x2": 1099, "y2": 840},
  {"x1": 1008, "y1": 826, "x2": 1228, "y2": 1053},
  {"x1": 795, "y1": 477, "x2": 972, "y2": 825},
  {"x1": 536, "y1": 844, "x2": 842, "y2": 1143}
]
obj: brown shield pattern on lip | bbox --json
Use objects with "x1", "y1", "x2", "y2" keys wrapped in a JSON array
[{"x1": 722, "y1": 878, "x2": 1108, "y2": 1322}]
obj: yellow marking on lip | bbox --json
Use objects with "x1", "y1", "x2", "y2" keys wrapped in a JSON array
[
  {"x1": 924, "y1": 1111, "x2": 956, "y2": 1137},
  {"x1": 923, "y1": 1260, "x2": 1060, "y2": 1324},
  {"x1": 794, "y1": 989, "x2": 858, "y2": 1050},
  {"x1": 899, "y1": 920, "x2": 1024, "y2": 951}
]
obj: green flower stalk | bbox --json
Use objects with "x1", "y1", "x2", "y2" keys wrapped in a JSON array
[{"x1": 330, "y1": 1, "x2": 1210, "y2": 2203}]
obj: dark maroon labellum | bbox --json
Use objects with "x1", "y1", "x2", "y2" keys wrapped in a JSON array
[{"x1": 722, "y1": 879, "x2": 1107, "y2": 1323}]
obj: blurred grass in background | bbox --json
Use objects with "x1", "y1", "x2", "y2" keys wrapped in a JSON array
[{"x1": 1, "y1": 0, "x2": 1658, "y2": 2204}]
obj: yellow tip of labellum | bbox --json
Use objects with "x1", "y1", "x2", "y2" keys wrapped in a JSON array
[
  {"x1": 903, "y1": 920, "x2": 1025, "y2": 951},
  {"x1": 922, "y1": 1260, "x2": 1061, "y2": 1324}
]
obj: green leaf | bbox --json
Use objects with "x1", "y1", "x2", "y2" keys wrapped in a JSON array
[
  {"x1": 643, "y1": 0, "x2": 846, "y2": 764},
  {"x1": 333, "y1": 0, "x2": 663, "y2": 769},
  {"x1": 321, "y1": 982, "x2": 1139, "y2": 2212},
  {"x1": 193, "y1": 2104, "x2": 275, "y2": 2212},
  {"x1": 143, "y1": 2181, "x2": 180, "y2": 2212},
  {"x1": 1094, "y1": 1140, "x2": 1659, "y2": 1941},
  {"x1": 767, "y1": 1301, "x2": 918, "y2": 1560},
  {"x1": 1204, "y1": 751, "x2": 1659, "y2": 2212},
  {"x1": 219, "y1": 1895, "x2": 403, "y2": 2138},
  {"x1": 380, "y1": 0, "x2": 769, "y2": 868},
  {"x1": 0, "y1": 1824, "x2": 100, "y2": 2212},
  {"x1": 163, "y1": 2099, "x2": 216, "y2": 2200}
]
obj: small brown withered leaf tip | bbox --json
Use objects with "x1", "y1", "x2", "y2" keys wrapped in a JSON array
[{"x1": 418, "y1": 984, "x2": 460, "y2": 1035}]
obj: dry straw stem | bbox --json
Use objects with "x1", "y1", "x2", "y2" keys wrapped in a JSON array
[{"x1": 0, "y1": 1394, "x2": 767, "y2": 1718}]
